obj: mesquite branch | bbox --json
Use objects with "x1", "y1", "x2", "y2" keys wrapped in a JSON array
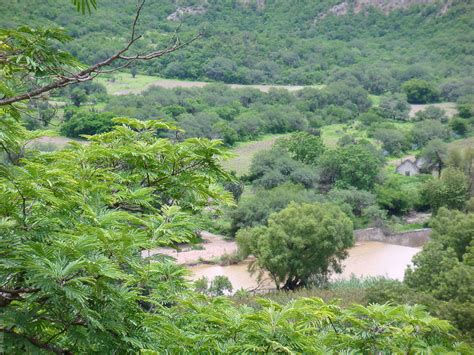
[{"x1": 0, "y1": 0, "x2": 200, "y2": 106}]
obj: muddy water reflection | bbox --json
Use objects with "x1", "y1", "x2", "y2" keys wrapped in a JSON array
[{"x1": 188, "y1": 242, "x2": 421, "y2": 290}]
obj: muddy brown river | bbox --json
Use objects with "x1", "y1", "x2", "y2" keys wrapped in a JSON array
[{"x1": 188, "y1": 241, "x2": 421, "y2": 290}]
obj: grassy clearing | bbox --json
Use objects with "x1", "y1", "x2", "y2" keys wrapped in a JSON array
[
  {"x1": 96, "y1": 73, "x2": 168, "y2": 95},
  {"x1": 320, "y1": 123, "x2": 375, "y2": 148},
  {"x1": 96, "y1": 72, "x2": 324, "y2": 96},
  {"x1": 369, "y1": 95, "x2": 381, "y2": 106},
  {"x1": 221, "y1": 134, "x2": 288, "y2": 175},
  {"x1": 389, "y1": 223, "x2": 425, "y2": 233}
]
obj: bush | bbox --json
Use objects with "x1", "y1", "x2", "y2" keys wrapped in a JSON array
[
  {"x1": 457, "y1": 95, "x2": 474, "y2": 118},
  {"x1": 375, "y1": 176, "x2": 421, "y2": 215},
  {"x1": 318, "y1": 143, "x2": 384, "y2": 190},
  {"x1": 372, "y1": 128, "x2": 409, "y2": 156},
  {"x1": 402, "y1": 79, "x2": 439, "y2": 104},
  {"x1": 274, "y1": 132, "x2": 325, "y2": 165},
  {"x1": 421, "y1": 168, "x2": 469, "y2": 212},
  {"x1": 60, "y1": 111, "x2": 116, "y2": 137},
  {"x1": 411, "y1": 120, "x2": 451, "y2": 147},
  {"x1": 449, "y1": 117, "x2": 469, "y2": 136},
  {"x1": 248, "y1": 148, "x2": 318, "y2": 189}
]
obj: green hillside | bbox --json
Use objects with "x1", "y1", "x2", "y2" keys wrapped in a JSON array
[{"x1": 1, "y1": 0, "x2": 473, "y2": 89}]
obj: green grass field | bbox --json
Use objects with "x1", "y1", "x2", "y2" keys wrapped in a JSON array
[
  {"x1": 369, "y1": 95, "x2": 381, "y2": 107},
  {"x1": 96, "y1": 72, "x2": 324, "y2": 96},
  {"x1": 221, "y1": 134, "x2": 289, "y2": 176},
  {"x1": 320, "y1": 123, "x2": 376, "y2": 148},
  {"x1": 96, "y1": 73, "x2": 169, "y2": 95}
]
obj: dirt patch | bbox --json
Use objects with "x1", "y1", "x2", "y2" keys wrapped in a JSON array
[
  {"x1": 114, "y1": 79, "x2": 318, "y2": 96},
  {"x1": 28, "y1": 136, "x2": 88, "y2": 150},
  {"x1": 144, "y1": 231, "x2": 237, "y2": 265},
  {"x1": 409, "y1": 102, "x2": 457, "y2": 118}
]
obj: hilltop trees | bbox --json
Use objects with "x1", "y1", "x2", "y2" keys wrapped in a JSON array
[
  {"x1": 4, "y1": 0, "x2": 472, "y2": 88},
  {"x1": 237, "y1": 202, "x2": 353, "y2": 289}
]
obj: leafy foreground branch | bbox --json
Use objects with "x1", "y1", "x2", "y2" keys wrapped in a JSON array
[{"x1": 157, "y1": 297, "x2": 470, "y2": 353}]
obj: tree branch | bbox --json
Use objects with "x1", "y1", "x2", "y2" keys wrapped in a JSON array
[
  {"x1": 0, "y1": 0, "x2": 201, "y2": 106},
  {"x1": 0, "y1": 287, "x2": 40, "y2": 295},
  {"x1": 0, "y1": 327, "x2": 72, "y2": 354}
]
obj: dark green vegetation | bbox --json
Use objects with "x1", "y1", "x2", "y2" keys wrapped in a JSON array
[
  {"x1": 2, "y1": 0, "x2": 473, "y2": 89},
  {"x1": 1, "y1": 0, "x2": 474, "y2": 352},
  {"x1": 366, "y1": 208, "x2": 474, "y2": 341}
]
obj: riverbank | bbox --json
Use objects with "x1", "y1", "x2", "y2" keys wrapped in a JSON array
[
  {"x1": 146, "y1": 230, "x2": 423, "y2": 291},
  {"x1": 145, "y1": 231, "x2": 238, "y2": 266},
  {"x1": 187, "y1": 241, "x2": 421, "y2": 290}
]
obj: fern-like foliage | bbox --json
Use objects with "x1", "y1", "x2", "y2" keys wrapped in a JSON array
[{"x1": 0, "y1": 117, "x2": 233, "y2": 352}]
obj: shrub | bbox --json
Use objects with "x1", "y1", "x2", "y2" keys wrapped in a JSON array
[
  {"x1": 402, "y1": 79, "x2": 439, "y2": 104},
  {"x1": 60, "y1": 111, "x2": 116, "y2": 137}
]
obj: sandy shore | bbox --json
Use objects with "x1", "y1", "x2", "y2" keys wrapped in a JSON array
[{"x1": 144, "y1": 231, "x2": 237, "y2": 265}]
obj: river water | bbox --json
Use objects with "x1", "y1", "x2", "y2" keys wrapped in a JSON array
[{"x1": 188, "y1": 241, "x2": 421, "y2": 290}]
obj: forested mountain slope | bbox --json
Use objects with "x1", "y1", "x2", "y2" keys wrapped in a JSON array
[{"x1": 1, "y1": 0, "x2": 473, "y2": 87}]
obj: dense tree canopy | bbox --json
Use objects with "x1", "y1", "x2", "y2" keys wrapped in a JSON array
[
  {"x1": 2, "y1": 0, "x2": 472, "y2": 87},
  {"x1": 404, "y1": 209, "x2": 474, "y2": 336},
  {"x1": 421, "y1": 167, "x2": 469, "y2": 212},
  {"x1": 318, "y1": 142, "x2": 384, "y2": 190},
  {"x1": 402, "y1": 79, "x2": 440, "y2": 104}
]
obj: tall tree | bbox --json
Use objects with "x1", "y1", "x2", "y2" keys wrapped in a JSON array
[
  {"x1": 237, "y1": 202, "x2": 354, "y2": 290},
  {"x1": 418, "y1": 138, "x2": 448, "y2": 177}
]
